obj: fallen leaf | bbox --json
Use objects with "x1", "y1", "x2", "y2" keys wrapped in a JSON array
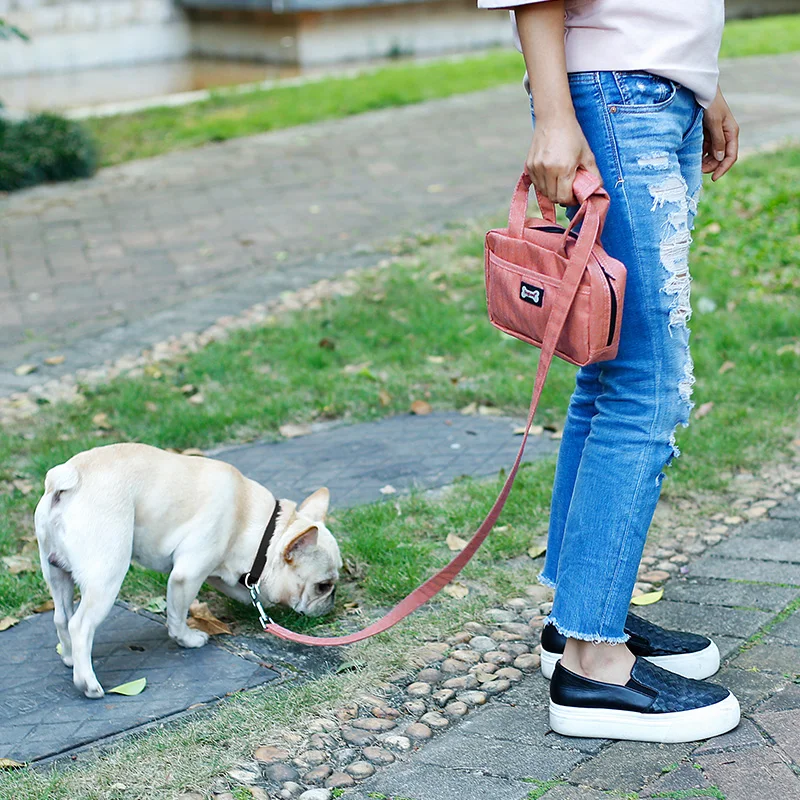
[
  {"x1": 187, "y1": 393, "x2": 205, "y2": 406},
  {"x1": 187, "y1": 601, "x2": 232, "y2": 636},
  {"x1": 318, "y1": 338, "x2": 336, "y2": 350},
  {"x1": 342, "y1": 361, "x2": 372, "y2": 375},
  {"x1": 145, "y1": 597, "x2": 168, "y2": 613},
  {"x1": 378, "y1": 389, "x2": 392, "y2": 407},
  {"x1": 0, "y1": 758, "x2": 24, "y2": 769},
  {"x1": 12, "y1": 479, "x2": 33, "y2": 495},
  {"x1": 56, "y1": 642, "x2": 63, "y2": 655},
  {"x1": 426, "y1": 355, "x2": 446, "y2": 364},
  {"x1": 2, "y1": 555, "x2": 37, "y2": 574},
  {"x1": 44, "y1": 355, "x2": 65, "y2": 366},
  {"x1": 34, "y1": 599, "x2": 54, "y2": 613},
  {"x1": 14, "y1": 364, "x2": 37, "y2": 377},
  {"x1": 379, "y1": 484, "x2": 397, "y2": 495},
  {"x1": 459, "y1": 402, "x2": 478, "y2": 415},
  {"x1": 478, "y1": 405, "x2": 503, "y2": 416},
  {"x1": 145, "y1": 401, "x2": 158, "y2": 412},
  {"x1": 410, "y1": 400, "x2": 432, "y2": 415},
  {"x1": 0, "y1": 616, "x2": 19, "y2": 631},
  {"x1": 443, "y1": 581, "x2": 469, "y2": 599},
  {"x1": 550, "y1": 430, "x2": 564, "y2": 440},
  {"x1": 92, "y1": 412, "x2": 112, "y2": 430},
  {"x1": 180, "y1": 384, "x2": 197, "y2": 395},
  {"x1": 514, "y1": 424, "x2": 544, "y2": 436},
  {"x1": 446, "y1": 533, "x2": 468, "y2": 552},
  {"x1": 718, "y1": 361, "x2": 736, "y2": 375},
  {"x1": 704, "y1": 222, "x2": 721, "y2": 235},
  {"x1": 630, "y1": 589, "x2": 664, "y2": 607},
  {"x1": 279, "y1": 422, "x2": 312, "y2": 439},
  {"x1": 143, "y1": 365, "x2": 163, "y2": 379},
  {"x1": 527, "y1": 544, "x2": 547, "y2": 559},
  {"x1": 181, "y1": 448, "x2": 205, "y2": 457},
  {"x1": 776, "y1": 343, "x2": 800, "y2": 356},
  {"x1": 495, "y1": 525, "x2": 509, "y2": 532},
  {"x1": 695, "y1": 401, "x2": 714, "y2": 420},
  {"x1": 108, "y1": 677, "x2": 147, "y2": 696}
]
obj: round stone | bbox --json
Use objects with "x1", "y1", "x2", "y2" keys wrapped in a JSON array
[
  {"x1": 324, "y1": 772, "x2": 354, "y2": 790},
  {"x1": 540, "y1": 601, "x2": 554, "y2": 615},
  {"x1": 491, "y1": 630, "x2": 522, "y2": 642},
  {"x1": 371, "y1": 705, "x2": 401, "y2": 719},
  {"x1": 362, "y1": 746, "x2": 396, "y2": 766},
  {"x1": 345, "y1": 761, "x2": 376, "y2": 780},
  {"x1": 298, "y1": 790, "x2": 332, "y2": 800},
  {"x1": 228, "y1": 767, "x2": 259, "y2": 784},
  {"x1": 406, "y1": 723, "x2": 433, "y2": 741},
  {"x1": 451, "y1": 649, "x2": 481, "y2": 664},
  {"x1": 475, "y1": 670, "x2": 498, "y2": 684},
  {"x1": 308, "y1": 733, "x2": 336, "y2": 750},
  {"x1": 470, "y1": 661, "x2": 498, "y2": 675},
  {"x1": 406, "y1": 682, "x2": 432, "y2": 698},
  {"x1": 670, "y1": 553, "x2": 690, "y2": 565},
  {"x1": 352, "y1": 717, "x2": 397, "y2": 732},
  {"x1": 298, "y1": 750, "x2": 328, "y2": 767},
  {"x1": 640, "y1": 570, "x2": 671, "y2": 583},
  {"x1": 281, "y1": 782, "x2": 304, "y2": 798},
  {"x1": 485, "y1": 679, "x2": 512, "y2": 696},
  {"x1": 308, "y1": 719, "x2": 337, "y2": 734},
  {"x1": 334, "y1": 704, "x2": 358, "y2": 723},
  {"x1": 447, "y1": 631, "x2": 472, "y2": 644},
  {"x1": 486, "y1": 608, "x2": 517, "y2": 623},
  {"x1": 524, "y1": 585, "x2": 553, "y2": 603},
  {"x1": 483, "y1": 651, "x2": 513, "y2": 666},
  {"x1": 340, "y1": 728, "x2": 373, "y2": 747},
  {"x1": 495, "y1": 667, "x2": 523, "y2": 682},
  {"x1": 514, "y1": 653, "x2": 541, "y2": 671},
  {"x1": 498, "y1": 642, "x2": 530, "y2": 656},
  {"x1": 332, "y1": 748, "x2": 358, "y2": 767},
  {"x1": 254, "y1": 746, "x2": 290, "y2": 765},
  {"x1": 464, "y1": 621, "x2": 492, "y2": 636},
  {"x1": 441, "y1": 658, "x2": 470, "y2": 673},
  {"x1": 655, "y1": 560, "x2": 679, "y2": 573},
  {"x1": 468, "y1": 635, "x2": 496, "y2": 653},
  {"x1": 420, "y1": 711, "x2": 450, "y2": 729},
  {"x1": 457, "y1": 690, "x2": 488, "y2": 707},
  {"x1": 403, "y1": 699, "x2": 427, "y2": 716},
  {"x1": 499, "y1": 622, "x2": 530, "y2": 637},
  {"x1": 432, "y1": 688, "x2": 456, "y2": 706},
  {"x1": 302, "y1": 765, "x2": 332, "y2": 785},
  {"x1": 416, "y1": 668, "x2": 442, "y2": 684},
  {"x1": 504, "y1": 597, "x2": 529, "y2": 611},
  {"x1": 442, "y1": 674, "x2": 477, "y2": 691},
  {"x1": 266, "y1": 763, "x2": 300, "y2": 784},
  {"x1": 518, "y1": 608, "x2": 541, "y2": 623},
  {"x1": 704, "y1": 533, "x2": 724, "y2": 544},
  {"x1": 383, "y1": 735, "x2": 412, "y2": 752},
  {"x1": 444, "y1": 701, "x2": 469, "y2": 717}
]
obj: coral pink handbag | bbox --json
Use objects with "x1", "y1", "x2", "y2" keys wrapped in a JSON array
[{"x1": 248, "y1": 169, "x2": 626, "y2": 647}]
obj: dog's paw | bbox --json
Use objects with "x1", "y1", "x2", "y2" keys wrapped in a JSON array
[
  {"x1": 174, "y1": 628, "x2": 209, "y2": 649},
  {"x1": 75, "y1": 675, "x2": 104, "y2": 699},
  {"x1": 61, "y1": 653, "x2": 74, "y2": 668}
]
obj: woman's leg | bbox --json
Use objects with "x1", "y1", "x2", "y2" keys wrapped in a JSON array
[{"x1": 541, "y1": 73, "x2": 705, "y2": 661}]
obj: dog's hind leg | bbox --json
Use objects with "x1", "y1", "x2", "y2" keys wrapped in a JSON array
[
  {"x1": 42, "y1": 558, "x2": 76, "y2": 667},
  {"x1": 68, "y1": 560, "x2": 128, "y2": 699}
]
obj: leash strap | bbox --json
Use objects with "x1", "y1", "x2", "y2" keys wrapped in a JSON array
[
  {"x1": 239, "y1": 500, "x2": 282, "y2": 588},
  {"x1": 253, "y1": 172, "x2": 602, "y2": 646}
]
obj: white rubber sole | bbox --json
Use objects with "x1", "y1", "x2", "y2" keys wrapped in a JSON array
[
  {"x1": 550, "y1": 691, "x2": 740, "y2": 743},
  {"x1": 541, "y1": 640, "x2": 721, "y2": 681}
]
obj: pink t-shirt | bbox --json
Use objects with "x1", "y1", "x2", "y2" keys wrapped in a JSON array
[{"x1": 477, "y1": 0, "x2": 725, "y2": 107}]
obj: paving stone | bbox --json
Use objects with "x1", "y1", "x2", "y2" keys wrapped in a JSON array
[
  {"x1": 754, "y1": 682, "x2": 800, "y2": 713},
  {"x1": 717, "y1": 518, "x2": 799, "y2": 542},
  {"x1": 714, "y1": 536, "x2": 800, "y2": 563},
  {"x1": 216, "y1": 412, "x2": 558, "y2": 508},
  {"x1": 640, "y1": 764, "x2": 715, "y2": 797},
  {"x1": 686, "y1": 555, "x2": 800, "y2": 586},
  {"x1": 360, "y1": 761, "x2": 533, "y2": 800},
  {"x1": 710, "y1": 666, "x2": 790, "y2": 713},
  {"x1": 696, "y1": 745, "x2": 800, "y2": 799},
  {"x1": 634, "y1": 599, "x2": 770, "y2": 640},
  {"x1": 692, "y1": 717, "x2": 767, "y2": 755},
  {"x1": 0, "y1": 605, "x2": 279, "y2": 763},
  {"x1": 753, "y1": 709, "x2": 800, "y2": 763},
  {"x1": 770, "y1": 501, "x2": 800, "y2": 520},
  {"x1": 567, "y1": 741, "x2": 693, "y2": 792},
  {"x1": 769, "y1": 609, "x2": 800, "y2": 646},
  {"x1": 663, "y1": 576, "x2": 800, "y2": 612},
  {"x1": 539, "y1": 786, "x2": 614, "y2": 800},
  {"x1": 729, "y1": 639, "x2": 800, "y2": 677}
]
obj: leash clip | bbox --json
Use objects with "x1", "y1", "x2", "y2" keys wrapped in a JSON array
[{"x1": 247, "y1": 583, "x2": 274, "y2": 630}]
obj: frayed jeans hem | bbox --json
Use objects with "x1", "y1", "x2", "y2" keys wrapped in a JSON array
[{"x1": 543, "y1": 614, "x2": 630, "y2": 645}]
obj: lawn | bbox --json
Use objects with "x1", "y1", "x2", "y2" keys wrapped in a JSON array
[{"x1": 85, "y1": 14, "x2": 800, "y2": 167}]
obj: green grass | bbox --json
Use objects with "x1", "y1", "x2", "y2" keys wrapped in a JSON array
[
  {"x1": 1, "y1": 147, "x2": 799, "y2": 624},
  {"x1": 84, "y1": 14, "x2": 800, "y2": 167},
  {"x1": 719, "y1": 13, "x2": 800, "y2": 59}
]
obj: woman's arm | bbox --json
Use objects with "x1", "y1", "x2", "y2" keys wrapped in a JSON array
[
  {"x1": 516, "y1": 0, "x2": 599, "y2": 205},
  {"x1": 702, "y1": 86, "x2": 739, "y2": 180}
]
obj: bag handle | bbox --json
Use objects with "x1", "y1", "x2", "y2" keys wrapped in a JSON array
[{"x1": 255, "y1": 173, "x2": 601, "y2": 647}]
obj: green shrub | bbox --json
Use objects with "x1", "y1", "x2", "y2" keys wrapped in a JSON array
[{"x1": 0, "y1": 112, "x2": 98, "y2": 191}]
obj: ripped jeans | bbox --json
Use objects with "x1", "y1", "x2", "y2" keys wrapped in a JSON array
[{"x1": 534, "y1": 72, "x2": 704, "y2": 643}]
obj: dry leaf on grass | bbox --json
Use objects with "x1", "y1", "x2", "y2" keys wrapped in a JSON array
[
  {"x1": 410, "y1": 400, "x2": 432, "y2": 415},
  {"x1": 187, "y1": 393, "x2": 205, "y2": 406},
  {"x1": 378, "y1": 389, "x2": 392, "y2": 407},
  {"x1": 34, "y1": 599, "x2": 55, "y2": 613},
  {"x1": 143, "y1": 365, "x2": 163, "y2": 379},
  {"x1": 145, "y1": 401, "x2": 159, "y2": 412},
  {"x1": 478, "y1": 405, "x2": 503, "y2": 416},
  {"x1": 513, "y1": 424, "x2": 544, "y2": 436},
  {"x1": 446, "y1": 533, "x2": 468, "y2": 552},
  {"x1": 342, "y1": 361, "x2": 372, "y2": 375},
  {"x1": 695, "y1": 402, "x2": 714, "y2": 420},
  {"x1": 44, "y1": 355, "x2": 66, "y2": 366},
  {"x1": 718, "y1": 361, "x2": 736, "y2": 375},
  {"x1": 527, "y1": 544, "x2": 547, "y2": 559},
  {"x1": 630, "y1": 589, "x2": 664, "y2": 606},
  {"x1": 0, "y1": 758, "x2": 24, "y2": 769},
  {"x1": 92, "y1": 412, "x2": 113, "y2": 430},
  {"x1": 426, "y1": 355, "x2": 446, "y2": 364},
  {"x1": 14, "y1": 364, "x2": 37, "y2": 377},
  {"x1": 279, "y1": 423, "x2": 312, "y2": 439},
  {"x1": 2, "y1": 555, "x2": 37, "y2": 574},
  {"x1": 145, "y1": 597, "x2": 168, "y2": 613},
  {"x1": 0, "y1": 616, "x2": 19, "y2": 632},
  {"x1": 459, "y1": 402, "x2": 478, "y2": 415},
  {"x1": 108, "y1": 677, "x2": 147, "y2": 696},
  {"x1": 12, "y1": 479, "x2": 33, "y2": 495},
  {"x1": 443, "y1": 581, "x2": 469, "y2": 599},
  {"x1": 187, "y1": 601, "x2": 232, "y2": 636},
  {"x1": 379, "y1": 484, "x2": 397, "y2": 495}
]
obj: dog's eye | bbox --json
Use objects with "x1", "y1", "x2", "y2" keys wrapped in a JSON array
[{"x1": 315, "y1": 581, "x2": 333, "y2": 594}]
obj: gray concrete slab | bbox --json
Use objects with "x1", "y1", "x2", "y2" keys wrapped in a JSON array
[{"x1": 0, "y1": 604, "x2": 280, "y2": 763}]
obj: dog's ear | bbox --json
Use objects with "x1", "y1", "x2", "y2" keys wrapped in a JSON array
[
  {"x1": 297, "y1": 487, "x2": 330, "y2": 521},
  {"x1": 283, "y1": 526, "x2": 319, "y2": 563}
]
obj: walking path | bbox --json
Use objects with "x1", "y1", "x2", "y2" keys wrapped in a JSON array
[{"x1": 2, "y1": 53, "x2": 799, "y2": 397}]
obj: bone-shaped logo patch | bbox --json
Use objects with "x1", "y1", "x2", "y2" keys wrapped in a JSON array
[{"x1": 520, "y1": 281, "x2": 544, "y2": 307}]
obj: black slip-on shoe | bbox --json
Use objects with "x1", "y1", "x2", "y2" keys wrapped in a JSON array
[
  {"x1": 549, "y1": 658, "x2": 740, "y2": 743},
  {"x1": 540, "y1": 612, "x2": 720, "y2": 681}
]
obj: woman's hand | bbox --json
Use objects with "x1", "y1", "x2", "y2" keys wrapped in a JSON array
[
  {"x1": 703, "y1": 87, "x2": 739, "y2": 180},
  {"x1": 526, "y1": 114, "x2": 600, "y2": 205}
]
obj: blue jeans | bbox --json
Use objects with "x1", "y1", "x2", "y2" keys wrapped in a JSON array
[{"x1": 532, "y1": 72, "x2": 704, "y2": 643}]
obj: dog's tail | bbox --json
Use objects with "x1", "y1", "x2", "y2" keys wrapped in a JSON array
[{"x1": 44, "y1": 462, "x2": 81, "y2": 502}]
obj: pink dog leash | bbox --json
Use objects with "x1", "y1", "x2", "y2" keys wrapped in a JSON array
[{"x1": 249, "y1": 171, "x2": 604, "y2": 647}]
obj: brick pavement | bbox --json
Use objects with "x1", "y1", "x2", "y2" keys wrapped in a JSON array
[{"x1": 2, "y1": 53, "x2": 799, "y2": 398}]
